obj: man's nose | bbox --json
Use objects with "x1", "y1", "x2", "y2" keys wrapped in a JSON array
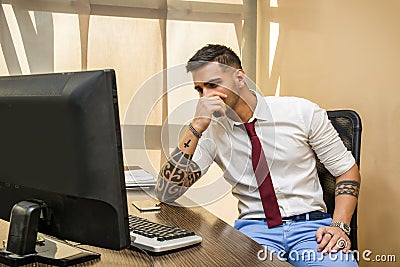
[{"x1": 202, "y1": 87, "x2": 211, "y2": 97}]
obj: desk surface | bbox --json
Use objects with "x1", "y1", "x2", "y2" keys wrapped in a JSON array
[{"x1": 0, "y1": 190, "x2": 292, "y2": 267}]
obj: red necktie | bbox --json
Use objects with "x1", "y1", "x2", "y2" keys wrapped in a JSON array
[{"x1": 244, "y1": 119, "x2": 282, "y2": 228}]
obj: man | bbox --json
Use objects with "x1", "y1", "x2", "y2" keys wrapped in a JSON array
[{"x1": 155, "y1": 44, "x2": 360, "y2": 266}]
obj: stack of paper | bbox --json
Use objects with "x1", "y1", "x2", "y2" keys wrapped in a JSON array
[{"x1": 124, "y1": 166, "x2": 157, "y2": 189}]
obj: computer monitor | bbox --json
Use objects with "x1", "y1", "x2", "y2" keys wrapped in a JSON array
[{"x1": 0, "y1": 70, "x2": 130, "y2": 265}]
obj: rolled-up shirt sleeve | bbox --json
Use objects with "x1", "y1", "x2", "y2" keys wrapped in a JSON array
[{"x1": 306, "y1": 103, "x2": 355, "y2": 177}]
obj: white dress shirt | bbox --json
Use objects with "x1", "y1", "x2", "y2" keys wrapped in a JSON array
[{"x1": 192, "y1": 91, "x2": 355, "y2": 219}]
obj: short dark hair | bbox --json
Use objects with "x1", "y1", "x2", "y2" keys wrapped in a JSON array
[{"x1": 186, "y1": 44, "x2": 242, "y2": 72}]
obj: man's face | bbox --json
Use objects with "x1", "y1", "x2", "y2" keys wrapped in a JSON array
[{"x1": 191, "y1": 62, "x2": 242, "y2": 111}]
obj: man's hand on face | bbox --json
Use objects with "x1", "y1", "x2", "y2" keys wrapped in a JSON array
[{"x1": 191, "y1": 91, "x2": 227, "y2": 134}]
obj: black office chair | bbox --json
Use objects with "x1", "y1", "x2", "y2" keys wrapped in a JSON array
[{"x1": 316, "y1": 110, "x2": 362, "y2": 250}]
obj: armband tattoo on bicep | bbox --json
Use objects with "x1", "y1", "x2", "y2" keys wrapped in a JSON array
[
  {"x1": 335, "y1": 180, "x2": 360, "y2": 198},
  {"x1": 155, "y1": 147, "x2": 201, "y2": 202}
]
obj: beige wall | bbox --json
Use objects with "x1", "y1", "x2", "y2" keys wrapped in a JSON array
[{"x1": 257, "y1": 1, "x2": 400, "y2": 266}]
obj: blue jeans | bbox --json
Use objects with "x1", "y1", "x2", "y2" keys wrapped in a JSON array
[{"x1": 234, "y1": 217, "x2": 358, "y2": 266}]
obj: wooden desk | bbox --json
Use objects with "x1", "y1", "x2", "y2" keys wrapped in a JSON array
[{"x1": 0, "y1": 190, "x2": 292, "y2": 267}]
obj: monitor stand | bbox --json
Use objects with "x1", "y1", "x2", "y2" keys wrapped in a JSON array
[
  {"x1": 0, "y1": 235, "x2": 100, "y2": 266},
  {"x1": 0, "y1": 200, "x2": 100, "y2": 266}
]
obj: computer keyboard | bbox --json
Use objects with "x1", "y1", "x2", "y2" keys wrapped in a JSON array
[{"x1": 129, "y1": 215, "x2": 202, "y2": 253}]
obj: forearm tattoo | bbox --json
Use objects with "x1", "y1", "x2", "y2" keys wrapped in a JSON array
[
  {"x1": 184, "y1": 139, "x2": 192, "y2": 148},
  {"x1": 155, "y1": 147, "x2": 201, "y2": 202},
  {"x1": 335, "y1": 180, "x2": 360, "y2": 198}
]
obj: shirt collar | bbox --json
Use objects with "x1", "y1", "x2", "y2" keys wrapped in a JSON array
[{"x1": 223, "y1": 90, "x2": 270, "y2": 130}]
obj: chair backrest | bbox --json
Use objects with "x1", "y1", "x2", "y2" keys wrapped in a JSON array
[{"x1": 316, "y1": 110, "x2": 362, "y2": 250}]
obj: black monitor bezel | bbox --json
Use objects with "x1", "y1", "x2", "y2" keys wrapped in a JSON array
[{"x1": 0, "y1": 70, "x2": 130, "y2": 253}]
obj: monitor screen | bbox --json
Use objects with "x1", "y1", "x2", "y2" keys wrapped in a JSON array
[{"x1": 0, "y1": 70, "x2": 130, "y2": 263}]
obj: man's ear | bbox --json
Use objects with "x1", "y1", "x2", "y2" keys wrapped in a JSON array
[{"x1": 235, "y1": 69, "x2": 246, "y2": 88}]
